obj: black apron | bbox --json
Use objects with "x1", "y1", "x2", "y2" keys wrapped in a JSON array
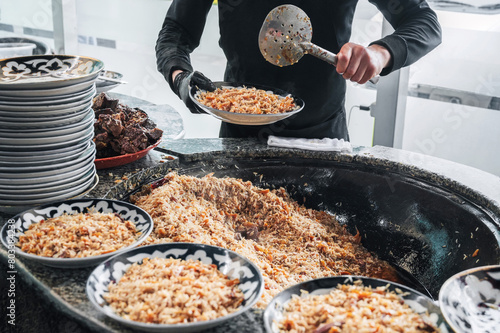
[{"x1": 216, "y1": 0, "x2": 357, "y2": 140}]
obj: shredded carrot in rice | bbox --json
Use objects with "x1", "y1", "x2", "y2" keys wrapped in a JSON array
[
  {"x1": 277, "y1": 281, "x2": 440, "y2": 332},
  {"x1": 17, "y1": 212, "x2": 139, "y2": 258},
  {"x1": 132, "y1": 172, "x2": 400, "y2": 308},
  {"x1": 196, "y1": 86, "x2": 297, "y2": 114},
  {"x1": 104, "y1": 257, "x2": 244, "y2": 324}
]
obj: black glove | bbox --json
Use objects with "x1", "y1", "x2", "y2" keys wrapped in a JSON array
[{"x1": 172, "y1": 70, "x2": 216, "y2": 114}]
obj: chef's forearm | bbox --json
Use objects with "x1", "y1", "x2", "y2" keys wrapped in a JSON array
[
  {"x1": 369, "y1": 0, "x2": 442, "y2": 75},
  {"x1": 155, "y1": 0, "x2": 213, "y2": 91}
]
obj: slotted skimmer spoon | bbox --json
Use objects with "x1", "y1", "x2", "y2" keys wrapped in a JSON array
[{"x1": 258, "y1": 4, "x2": 379, "y2": 84}]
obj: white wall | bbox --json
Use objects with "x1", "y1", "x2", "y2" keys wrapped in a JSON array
[
  {"x1": 346, "y1": 4, "x2": 500, "y2": 177},
  {"x1": 402, "y1": 10, "x2": 500, "y2": 177},
  {"x1": 0, "y1": 0, "x2": 55, "y2": 49}
]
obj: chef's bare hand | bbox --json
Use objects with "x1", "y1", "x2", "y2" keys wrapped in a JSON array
[{"x1": 336, "y1": 43, "x2": 391, "y2": 84}]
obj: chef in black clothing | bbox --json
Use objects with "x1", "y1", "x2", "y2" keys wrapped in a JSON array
[{"x1": 156, "y1": 0, "x2": 441, "y2": 140}]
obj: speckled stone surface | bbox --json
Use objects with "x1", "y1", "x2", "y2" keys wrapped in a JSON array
[
  {"x1": 108, "y1": 92, "x2": 185, "y2": 140},
  {"x1": 156, "y1": 138, "x2": 500, "y2": 218},
  {"x1": 1, "y1": 138, "x2": 499, "y2": 333}
]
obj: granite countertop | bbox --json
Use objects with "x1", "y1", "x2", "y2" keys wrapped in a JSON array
[
  {"x1": 107, "y1": 92, "x2": 185, "y2": 140},
  {"x1": 1, "y1": 137, "x2": 500, "y2": 333}
]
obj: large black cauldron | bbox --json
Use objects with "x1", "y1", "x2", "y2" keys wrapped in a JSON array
[{"x1": 111, "y1": 146, "x2": 500, "y2": 299}]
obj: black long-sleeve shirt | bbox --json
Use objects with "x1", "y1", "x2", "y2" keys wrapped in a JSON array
[{"x1": 156, "y1": 0, "x2": 441, "y2": 140}]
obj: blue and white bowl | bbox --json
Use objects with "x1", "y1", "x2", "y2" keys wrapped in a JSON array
[
  {"x1": 0, "y1": 198, "x2": 153, "y2": 268},
  {"x1": 0, "y1": 55, "x2": 104, "y2": 89},
  {"x1": 264, "y1": 275, "x2": 452, "y2": 333},
  {"x1": 86, "y1": 242, "x2": 264, "y2": 333},
  {"x1": 439, "y1": 265, "x2": 500, "y2": 333}
]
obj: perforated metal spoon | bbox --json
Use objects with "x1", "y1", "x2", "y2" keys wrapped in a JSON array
[{"x1": 258, "y1": 5, "x2": 379, "y2": 84}]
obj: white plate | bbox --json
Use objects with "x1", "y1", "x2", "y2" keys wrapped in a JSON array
[
  {"x1": 0, "y1": 119, "x2": 93, "y2": 145},
  {"x1": 0, "y1": 148, "x2": 82, "y2": 166},
  {"x1": 0, "y1": 157, "x2": 94, "y2": 186},
  {"x1": 96, "y1": 70, "x2": 124, "y2": 94},
  {"x1": 0, "y1": 92, "x2": 94, "y2": 112},
  {"x1": 0, "y1": 55, "x2": 103, "y2": 89},
  {"x1": 0, "y1": 83, "x2": 95, "y2": 102},
  {"x1": 0, "y1": 143, "x2": 94, "y2": 173},
  {"x1": 0, "y1": 150, "x2": 95, "y2": 180},
  {"x1": 190, "y1": 82, "x2": 305, "y2": 126},
  {"x1": 0, "y1": 172, "x2": 95, "y2": 200},
  {"x1": 0, "y1": 174, "x2": 98, "y2": 214},
  {"x1": 0, "y1": 139, "x2": 90, "y2": 162},
  {"x1": 0, "y1": 160, "x2": 95, "y2": 193},
  {"x1": 0, "y1": 105, "x2": 92, "y2": 129},
  {"x1": 0, "y1": 80, "x2": 95, "y2": 98},
  {"x1": 0, "y1": 99, "x2": 92, "y2": 117},
  {"x1": 0, "y1": 120, "x2": 93, "y2": 150},
  {"x1": 0, "y1": 163, "x2": 95, "y2": 191},
  {"x1": 0, "y1": 85, "x2": 95, "y2": 107},
  {"x1": 0, "y1": 111, "x2": 94, "y2": 138}
]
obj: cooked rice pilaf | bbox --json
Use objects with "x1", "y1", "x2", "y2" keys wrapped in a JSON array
[
  {"x1": 17, "y1": 211, "x2": 139, "y2": 258},
  {"x1": 132, "y1": 173, "x2": 400, "y2": 308},
  {"x1": 104, "y1": 257, "x2": 244, "y2": 324},
  {"x1": 196, "y1": 86, "x2": 297, "y2": 114},
  {"x1": 277, "y1": 281, "x2": 440, "y2": 332}
]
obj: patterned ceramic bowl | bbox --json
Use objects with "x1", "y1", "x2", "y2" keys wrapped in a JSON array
[
  {"x1": 0, "y1": 55, "x2": 104, "y2": 89},
  {"x1": 96, "y1": 70, "x2": 125, "y2": 94},
  {"x1": 86, "y1": 242, "x2": 264, "y2": 333},
  {"x1": 264, "y1": 275, "x2": 452, "y2": 333},
  {"x1": 439, "y1": 265, "x2": 500, "y2": 333},
  {"x1": 0, "y1": 198, "x2": 153, "y2": 268}
]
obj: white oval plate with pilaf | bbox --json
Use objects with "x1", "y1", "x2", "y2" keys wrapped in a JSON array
[{"x1": 189, "y1": 81, "x2": 305, "y2": 126}]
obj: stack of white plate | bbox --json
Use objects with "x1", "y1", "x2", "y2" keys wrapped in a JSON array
[{"x1": 0, "y1": 55, "x2": 104, "y2": 213}]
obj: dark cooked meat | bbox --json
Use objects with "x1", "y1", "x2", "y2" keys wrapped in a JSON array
[
  {"x1": 94, "y1": 132, "x2": 110, "y2": 149},
  {"x1": 99, "y1": 114, "x2": 124, "y2": 138},
  {"x1": 94, "y1": 108, "x2": 115, "y2": 117},
  {"x1": 140, "y1": 118, "x2": 157, "y2": 130},
  {"x1": 92, "y1": 93, "x2": 119, "y2": 110},
  {"x1": 145, "y1": 128, "x2": 163, "y2": 141},
  {"x1": 92, "y1": 93, "x2": 163, "y2": 158},
  {"x1": 124, "y1": 108, "x2": 148, "y2": 126},
  {"x1": 113, "y1": 125, "x2": 149, "y2": 154}
]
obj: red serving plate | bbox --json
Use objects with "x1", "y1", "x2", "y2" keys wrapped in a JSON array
[{"x1": 94, "y1": 139, "x2": 162, "y2": 170}]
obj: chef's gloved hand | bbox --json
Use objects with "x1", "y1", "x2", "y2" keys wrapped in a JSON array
[{"x1": 172, "y1": 70, "x2": 216, "y2": 114}]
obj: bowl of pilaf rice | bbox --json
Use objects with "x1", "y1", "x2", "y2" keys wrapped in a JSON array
[
  {"x1": 0, "y1": 198, "x2": 153, "y2": 268},
  {"x1": 190, "y1": 82, "x2": 304, "y2": 125},
  {"x1": 86, "y1": 242, "x2": 264, "y2": 333},
  {"x1": 263, "y1": 276, "x2": 452, "y2": 333}
]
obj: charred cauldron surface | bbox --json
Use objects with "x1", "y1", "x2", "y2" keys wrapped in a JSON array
[{"x1": 119, "y1": 154, "x2": 500, "y2": 300}]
